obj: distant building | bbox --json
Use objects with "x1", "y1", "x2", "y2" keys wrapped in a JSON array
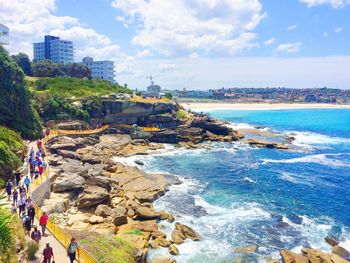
[
  {"x1": 0, "y1": 24, "x2": 9, "y2": 45},
  {"x1": 82, "y1": 56, "x2": 115, "y2": 83},
  {"x1": 33, "y1": 35, "x2": 74, "y2": 64}
]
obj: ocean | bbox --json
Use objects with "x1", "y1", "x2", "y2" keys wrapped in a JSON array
[{"x1": 117, "y1": 109, "x2": 350, "y2": 262}]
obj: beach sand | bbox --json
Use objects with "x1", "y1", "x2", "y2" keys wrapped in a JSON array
[{"x1": 180, "y1": 102, "x2": 350, "y2": 111}]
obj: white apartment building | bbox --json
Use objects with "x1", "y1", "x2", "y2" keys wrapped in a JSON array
[{"x1": 82, "y1": 56, "x2": 115, "y2": 83}]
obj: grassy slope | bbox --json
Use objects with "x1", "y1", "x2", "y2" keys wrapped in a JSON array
[{"x1": 28, "y1": 77, "x2": 132, "y2": 99}]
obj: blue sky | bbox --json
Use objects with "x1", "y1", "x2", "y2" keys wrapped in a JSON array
[{"x1": 1, "y1": 0, "x2": 350, "y2": 89}]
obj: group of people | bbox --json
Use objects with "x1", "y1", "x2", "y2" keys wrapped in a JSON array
[{"x1": 4, "y1": 133, "x2": 79, "y2": 263}]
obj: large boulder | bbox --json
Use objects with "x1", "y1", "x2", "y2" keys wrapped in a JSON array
[
  {"x1": 247, "y1": 139, "x2": 291, "y2": 150},
  {"x1": 89, "y1": 215, "x2": 104, "y2": 224},
  {"x1": 325, "y1": 236, "x2": 339, "y2": 247},
  {"x1": 52, "y1": 173, "x2": 85, "y2": 192},
  {"x1": 280, "y1": 250, "x2": 309, "y2": 263},
  {"x1": 171, "y1": 229, "x2": 185, "y2": 245},
  {"x1": 56, "y1": 120, "x2": 90, "y2": 130},
  {"x1": 77, "y1": 186, "x2": 109, "y2": 208},
  {"x1": 151, "y1": 256, "x2": 177, "y2": 263},
  {"x1": 49, "y1": 143, "x2": 77, "y2": 153},
  {"x1": 113, "y1": 214, "x2": 128, "y2": 226},
  {"x1": 135, "y1": 206, "x2": 159, "y2": 220},
  {"x1": 95, "y1": 204, "x2": 113, "y2": 217},
  {"x1": 175, "y1": 222, "x2": 200, "y2": 241},
  {"x1": 150, "y1": 130, "x2": 179, "y2": 144},
  {"x1": 301, "y1": 248, "x2": 349, "y2": 263},
  {"x1": 57, "y1": 149, "x2": 81, "y2": 160},
  {"x1": 168, "y1": 244, "x2": 179, "y2": 255},
  {"x1": 81, "y1": 155, "x2": 102, "y2": 164},
  {"x1": 332, "y1": 246, "x2": 350, "y2": 260},
  {"x1": 191, "y1": 115, "x2": 231, "y2": 136},
  {"x1": 41, "y1": 193, "x2": 71, "y2": 214},
  {"x1": 88, "y1": 176, "x2": 117, "y2": 191}
]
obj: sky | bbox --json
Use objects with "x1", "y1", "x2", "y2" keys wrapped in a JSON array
[{"x1": 0, "y1": 0, "x2": 350, "y2": 90}]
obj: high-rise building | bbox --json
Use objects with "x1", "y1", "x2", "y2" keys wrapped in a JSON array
[
  {"x1": 82, "y1": 56, "x2": 115, "y2": 83},
  {"x1": 0, "y1": 24, "x2": 9, "y2": 45},
  {"x1": 33, "y1": 35, "x2": 74, "y2": 64}
]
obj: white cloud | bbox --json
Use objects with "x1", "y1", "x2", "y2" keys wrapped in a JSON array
[
  {"x1": 0, "y1": 0, "x2": 121, "y2": 61},
  {"x1": 159, "y1": 63, "x2": 176, "y2": 72},
  {"x1": 334, "y1": 27, "x2": 343, "y2": 33},
  {"x1": 135, "y1": 49, "x2": 153, "y2": 58},
  {"x1": 287, "y1": 24, "x2": 297, "y2": 31},
  {"x1": 300, "y1": 0, "x2": 350, "y2": 8},
  {"x1": 111, "y1": 0, "x2": 266, "y2": 56},
  {"x1": 275, "y1": 42, "x2": 302, "y2": 53},
  {"x1": 264, "y1": 38, "x2": 275, "y2": 45}
]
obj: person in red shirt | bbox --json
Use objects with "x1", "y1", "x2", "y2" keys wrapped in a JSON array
[
  {"x1": 39, "y1": 212, "x2": 49, "y2": 236},
  {"x1": 43, "y1": 243, "x2": 54, "y2": 263},
  {"x1": 38, "y1": 165, "x2": 44, "y2": 176},
  {"x1": 37, "y1": 140, "x2": 42, "y2": 149}
]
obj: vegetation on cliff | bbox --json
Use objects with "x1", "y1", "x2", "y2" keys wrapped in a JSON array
[
  {"x1": 29, "y1": 77, "x2": 132, "y2": 122},
  {"x1": 0, "y1": 127, "x2": 25, "y2": 181},
  {"x1": 0, "y1": 206, "x2": 27, "y2": 263},
  {"x1": 0, "y1": 46, "x2": 42, "y2": 139},
  {"x1": 80, "y1": 235, "x2": 136, "y2": 263}
]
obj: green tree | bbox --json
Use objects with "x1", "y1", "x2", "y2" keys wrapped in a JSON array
[
  {"x1": 165, "y1": 92, "x2": 173, "y2": 100},
  {"x1": 33, "y1": 61, "x2": 91, "y2": 78},
  {"x1": 0, "y1": 46, "x2": 42, "y2": 139},
  {"x1": 11, "y1": 53, "x2": 32, "y2": 76}
]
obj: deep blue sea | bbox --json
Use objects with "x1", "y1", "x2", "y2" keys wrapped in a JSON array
[{"x1": 117, "y1": 109, "x2": 350, "y2": 262}]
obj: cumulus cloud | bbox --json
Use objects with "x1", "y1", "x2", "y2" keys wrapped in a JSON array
[
  {"x1": 287, "y1": 24, "x2": 297, "y2": 31},
  {"x1": 0, "y1": 0, "x2": 121, "y2": 61},
  {"x1": 264, "y1": 38, "x2": 275, "y2": 45},
  {"x1": 275, "y1": 42, "x2": 302, "y2": 53},
  {"x1": 111, "y1": 0, "x2": 266, "y2": 56},
  {"x1": 334, "y1": 27, "x2": 343, "y2": 33},
  {"x1": 300, "y1": 0, "x2": 350, "y2": 8}
]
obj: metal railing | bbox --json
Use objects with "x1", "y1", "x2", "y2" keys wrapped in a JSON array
[{"x1": 31, "y1": 125, "x2": 111, "y2": 263}]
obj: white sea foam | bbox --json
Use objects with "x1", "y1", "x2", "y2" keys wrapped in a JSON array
[
  {"x1": 226, "y1": 122, "x2": 255, "y2": 130},
  {"x1": 263, "y1": 153, "x2": 350, "y2": 167},
  {"x1": 287, "y1": 131, "x2": 350, "y2": 148},
  {"x1": 244, "y1": 177, "x2": 256, "y2": 183}
]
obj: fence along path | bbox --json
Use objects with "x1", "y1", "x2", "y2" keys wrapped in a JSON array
[{"x1": 32, "y1": 124, "x2": 110, "y2": 263}]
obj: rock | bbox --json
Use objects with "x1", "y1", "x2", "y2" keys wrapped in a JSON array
[
  {"x1": 158, "y1": 211, "x2": 171, "y2": 220},
  {"x1": 151, "y1": 230, "x2": 167, "y2": 240},
  {"x1": 234, "y1": 245, "x2": 258, "y2": 254},
  {"x1": 247, "y1": 139, "x2": 292, "y2": 150},
  {"x1": 168, "y1": 244, "x2": 179, "y2": 255},
  {"x1": 332, "y1": 246, "x2": 350, "y2": 260},
  {"x1": 135, "y1": 206, "x2": 159, "y2": 220},
  {"x1": 167, "y1": 214, "x2": 175, "y2": 223},
  {"x1": 52, "y1": 173, "x2": 85, "y2": 192},
  {"x1": 49, "y1": 143, "x2": 77, "y2": 153},
  {"x1": 117, "y1": 220, "x2": 158, "y2": 233},
  {"x1": 57, "y1": 149, "x2": 81, "y2": 160},
  {"x1": 88, "y1": 176, "x2": 116, "y2": 191},
  {"x1": 134, "y1": 160, "x2": 144, "y2": 165},
  {"x1": 56, "y1": 120, "x2": 90, "y2": 130},
  {"x1": 325, "y1": 236, "x2": 339, "y2": 247},
  {"x1": 95, "y1": 204, "x2": 113, "y2": 217},
  {"x1": 118, "y1": 233, "x2": 148, "y2": 250},
  {"x1": 191, "y1": 115, "x2": 232, "y2": 136},
  {"x1": 77, "y1": 186, "x2": 109, "y2": 208},
  {"x1": 81, "y1": 155, "x2": 102, "y2": 164},
  {"x1": 135, "y1": 191, "x2": 160, "y2": 203},
  {"x1": 89, "y1": 215, "x2": 104, "y2": 224},
  {"x1": 149, "y1": 240, "x2": 159, "y2": 249},
  {"x1": 127, "y1": 208, "x2": 135, "y2": 218},
  {"x1": 151, "y1": 130, "x2": 179, "y2": 144},
  {"x1": 151, "y1": 256, "x2": 177, "y2": 263},
  {"x1": 171, "y1": 229, "x2": 185, "y2": 245},
  {"x1": 175, "y1": 222, "x2": 200, "y2": 241},
  {"x1": 112, "y1": 214, "x2": 128, "y2": 226},
  {"x1": 280, "y1": 250, "x2": 309, "y2": 263},
  {"x1": 301, "y1": 248, "x2": 346, "y2": 263},
  {"x1": 114, "y1": 205, "x2": 127, "y2": 215},
  {"x1": 155, "y1": 237, "x2": 171, "y2": 247},
  {"x1": 41, "y1": 193, "x2": 71, "y2": 214}
]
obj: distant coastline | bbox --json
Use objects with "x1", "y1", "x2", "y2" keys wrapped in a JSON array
[{"x1": 180, "y1": 102, "x2": 350, "y2": 111}]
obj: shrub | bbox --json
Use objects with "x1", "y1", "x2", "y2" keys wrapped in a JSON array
[{"x1": 27, "y1": 241, "x2": 39, "y2": 260}]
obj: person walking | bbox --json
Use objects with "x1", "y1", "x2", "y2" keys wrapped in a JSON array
[
  {"x1": 5, "y1": 180, "x2": 13, "y2": 200},
  {"x1": 24, "y1": 175, "x2": 30, "y2": 193},
  {"x1": 22, "y1": 213, "x2": 32, "y2": 236},
  {"x1": 39, "y1": 212, "x2": 49, "y2": 236},
  {"x1": 17, "y1": 196, "x2": 26, "y2": 215},
  {"x1": 43, "y1": 243, "x2": 54, "y2": 263},
  {"x1": 20, "y1": 186, "x2": 27, "y2": 199},
  {"x1": 15, "y1": 171, "x2": 21, "y2": 186},
  {"x1": 12, "y1": 188, "x2": 18, "y2": 205},
  {"x1": 11, "y1": 203, "x2": 17, "y2": 214},
  {"x1": 31, "y1": 226, "x2": 41, "y2": 243},
  {"x1": 67, "y1": 238, "x2": 79, "y2": 263},
  {"x1": 27, "y1": 204, "x2": 35, "y2": 226}
]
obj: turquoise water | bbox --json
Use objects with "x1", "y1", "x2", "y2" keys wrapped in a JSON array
[{"x1": 126, "y1": 109, "x2": 350, "y2": 262}]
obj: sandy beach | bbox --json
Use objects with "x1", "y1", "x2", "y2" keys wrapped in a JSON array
[{"x1": 180, "y1": 102, "x2": 350, "y2": 111}]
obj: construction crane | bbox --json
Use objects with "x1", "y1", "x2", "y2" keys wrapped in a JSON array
[{"x1": 146, "y1": 75, "x2": 155, "y2": 86}]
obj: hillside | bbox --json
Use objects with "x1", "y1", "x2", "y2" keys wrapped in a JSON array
[{"x1": 28, "y1": 77, "x2": 132, "y2": 99}]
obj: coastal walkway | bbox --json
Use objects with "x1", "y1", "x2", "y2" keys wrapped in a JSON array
[{"x1": 2, "y1": 124, "x2": 110, "y2": 263}]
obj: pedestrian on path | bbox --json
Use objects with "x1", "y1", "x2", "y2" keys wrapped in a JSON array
[
  {"x1": 22, "y1": 213, "x2": 32, "y2": 236},
  {"x1": 67, "y1": 238, "x2": 79, "y2": 263},
  {"x1": 24, "y1": 175, "x2": 30, "y2": 193},
  {"x1": 39, "y1": 212, "x2": 49, "y2": 236},
  {"x1": 12, "y1": 188, "x2": 18, "y2": 205},
  {"x1": 15, "y1": 171, "x2": 21, "y2": 186},
  {"x1": 5, "y1": 180, "x2": 13, "y2": 200},
  {"x1": 31, "y1": 226, "x2": 41, "y2": 243},
  {"x1": 20, "y1": 185, "x2": 27, "y2": 199},
  {"x1": 11, "y1": 203, "x2": 17, "y2": 214},
  {"x1": 18, "y1": 196, "x2": 26, "y2": 215},
  {"x1": 25, "y1": 196, "x2": 33, "y2": 210},
  {"x1": 43, "y1": 243, "x2": 54, "y2": 263},
  {"x1": 27, "y1": 204, "x2": 35, "y2": 226}
]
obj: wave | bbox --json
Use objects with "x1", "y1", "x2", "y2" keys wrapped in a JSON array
[
  {"x1": 263, "y1": 153, "x2": 350, "y2": 168},
  {"x1": 244, "y1": 177, "x2": 256, "y2": 183},
  {"x1": 287, "y1": 131, "x2": 350, "y2": 148}
]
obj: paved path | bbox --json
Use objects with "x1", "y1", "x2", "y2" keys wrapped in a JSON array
[{"x1": 1, "y1": 140, "x2": 69, "y2": 263}]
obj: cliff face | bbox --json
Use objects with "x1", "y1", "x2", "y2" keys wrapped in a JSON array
[{"x1": 85, "y1": 99, "x2": 178, "y2": 127}]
